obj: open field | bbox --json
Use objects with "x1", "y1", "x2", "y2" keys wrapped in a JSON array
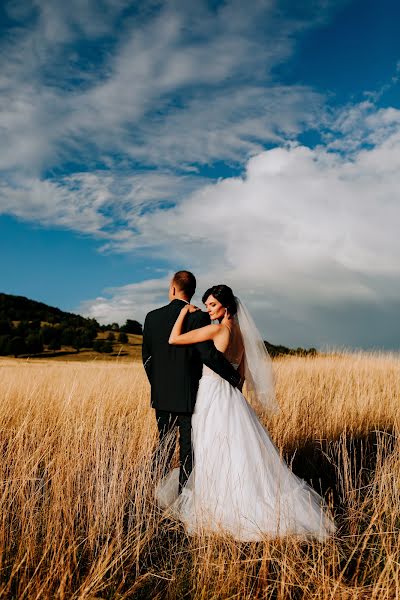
[
  {"x1": 0, "y1": 353, "x2": 399, "y2": 599},
  {"x1": 16, "y1": 334, "x2": 144, "y2": 362}
]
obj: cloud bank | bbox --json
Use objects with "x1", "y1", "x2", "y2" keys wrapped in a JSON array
[{"x1": 79, "y1": 105, "x2": 400, "y2": 349}]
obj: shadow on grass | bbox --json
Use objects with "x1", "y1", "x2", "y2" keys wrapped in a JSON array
[{"x1": 286, "y1": 429, "x2": 397, "y2": 510}]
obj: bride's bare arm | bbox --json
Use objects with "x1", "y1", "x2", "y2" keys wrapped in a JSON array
[{"x1": 169, "y1": 305, "x2": 220, "y2": 345}]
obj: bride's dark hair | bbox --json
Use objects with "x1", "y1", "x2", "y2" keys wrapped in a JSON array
[{"x1": 202, "y1": 284, "x2": 237, "y2": 316}]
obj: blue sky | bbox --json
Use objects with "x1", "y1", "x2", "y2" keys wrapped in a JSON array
[{"x1": 1, "y1": 0, "x2": 399, "y2": 349}]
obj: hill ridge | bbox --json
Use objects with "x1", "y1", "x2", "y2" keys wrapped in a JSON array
[{"x1": 0, "y1": 292, "x2": 142, "y2": 358}]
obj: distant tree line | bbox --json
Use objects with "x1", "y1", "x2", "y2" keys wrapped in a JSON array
[
  {"x1": 0, "y1": 293, "x2": 142, "y2": 357},
  {"x1": 264, "y1": 340, "x2": 317, "y2": 358},
  {"x1": 98, "y1": 319, "x2": 142, "y2": 335}
]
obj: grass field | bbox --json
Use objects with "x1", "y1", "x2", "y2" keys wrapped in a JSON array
[
  {"x1": 0, "y1": 353, "x2": 399, "y2": 599},
  {"x1": 22, "y1": 333, "x2": 144, "y2": 362}
]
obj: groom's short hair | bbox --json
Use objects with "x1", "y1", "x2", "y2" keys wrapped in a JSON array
[{"x1": 172, "y1": 270, "x2": 196, "y2": 299}]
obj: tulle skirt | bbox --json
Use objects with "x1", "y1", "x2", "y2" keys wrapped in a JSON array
[{"x1": 156, "y1": 371, "x2": 335, "y2": 541}]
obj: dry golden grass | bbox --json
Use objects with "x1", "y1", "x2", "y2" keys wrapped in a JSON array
[{"x1": 0, "y1": 353, "x2": 399, "y2": 599}]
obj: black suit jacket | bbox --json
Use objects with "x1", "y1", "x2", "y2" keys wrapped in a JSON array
[{"x1": 142, "y1": 299, "x2": 240, "y2": 413}]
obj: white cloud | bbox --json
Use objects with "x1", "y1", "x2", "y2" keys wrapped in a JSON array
[
  {"x1": 325, "y1": 101, "x2": 400, "y2": 152},
  {"x1": 0, "y1": 0, "x2": 334, "y2": 177},
  {"x1": 0, "y1": 170, "x2": 200, "y2": 238},
  {"x1": 77, "y1": 106, "x2": 400, "y2": 348},
  {"x1": 121, "y1": 85, "x2": 324, "y2": 167},
  {"x1": 0, "y1": 0, "x2": 333, "y2": 239},
  {"x1": 78, "y1": 276, "x2": 172, "y2": 325}
]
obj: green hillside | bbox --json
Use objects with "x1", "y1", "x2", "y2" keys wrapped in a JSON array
[{"x1": 0, "y1": 293, "x2": 142, "y2": 358}]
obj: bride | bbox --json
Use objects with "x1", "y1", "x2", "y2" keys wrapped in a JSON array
[{"x1": 156, "y1": 284, "x2": 335, "y2": 542}]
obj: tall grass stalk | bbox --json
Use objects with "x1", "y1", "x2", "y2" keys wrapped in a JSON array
[{"x1": 0, "y1": 354, "x2": 398, "y2": 598}]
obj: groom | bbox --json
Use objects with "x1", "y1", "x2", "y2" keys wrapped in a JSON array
[{"x1": 142, "y1": 270, "x2": 240, "y2": 491}]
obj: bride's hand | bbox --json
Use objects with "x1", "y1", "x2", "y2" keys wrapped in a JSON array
[
  {"x1": 181, "y1": 304, "x2": 200, "y2": 314},
  {"x1": 188, "y1": 304, "x2": 200, "y2": 313}
]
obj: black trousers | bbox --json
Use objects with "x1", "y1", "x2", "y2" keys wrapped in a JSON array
[{"x1": 154, "y1": 409, "x2": 193, "y2": 492}]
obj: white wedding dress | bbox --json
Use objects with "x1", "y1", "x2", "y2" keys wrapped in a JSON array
[{"x1": 156, "y1": 363, "x2": 336, "y2": 542}]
